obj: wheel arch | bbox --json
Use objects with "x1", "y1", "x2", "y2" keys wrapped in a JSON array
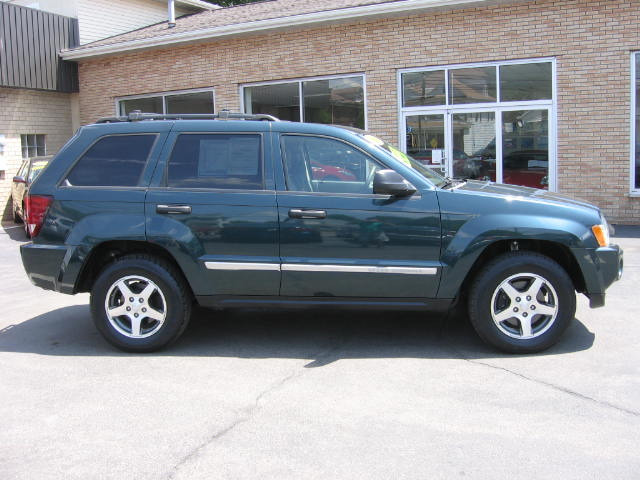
[
  {"x1": 75, "y1": 240, "x2": 195, "y2": 299},
  {"x1": 448, "y1": 239, "x2": 586, "y2": 305}
]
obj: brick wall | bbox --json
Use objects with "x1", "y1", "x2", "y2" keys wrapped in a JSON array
[
  {"x1": 0, "y1": 88, "x2": 73, "y2": 221},
  {"x1": 77, "y1": 0, "x2": 640, "y2": 223}
]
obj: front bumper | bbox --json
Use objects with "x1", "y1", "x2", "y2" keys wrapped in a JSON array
[{"x1": 572, "y1": 244, "x2": 623, "y2": 308}]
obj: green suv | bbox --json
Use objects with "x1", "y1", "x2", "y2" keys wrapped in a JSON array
[{"x1": 20, "y1": 112, "x2": 623, "y2": 353}]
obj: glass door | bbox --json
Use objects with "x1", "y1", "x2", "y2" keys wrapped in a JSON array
[
  {"x1": 403, "y1": 107, "x2": 551, "y2": 189},
  {"x1": 404, "y1": 113, "x2": 447, "y2": 176},
  {"x1": 450, "y1": 111, "x2": 497, "y2": 182}
]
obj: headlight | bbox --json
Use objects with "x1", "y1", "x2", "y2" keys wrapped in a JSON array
[{"x1": 591, "y1": 218, "x2": 610, "y2": 247}]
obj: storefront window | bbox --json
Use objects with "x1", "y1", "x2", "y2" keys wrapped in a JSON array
[
  {"x1": 634, "y1": 53, "x2": 640, "y2": 190},
  {"x1": 303, "y1": 77, "x2": 364, "y2": 128},
  {"x1": 166, "y1": 91, "x2": 215, "y2": 114},
  {"x1": 244, "y1": 82, "x2": 300, "y2": 121},
  {"x1": 452, "y1": 113, "x2": 496, "y2": 181},
  {"x1": 400, "y1": 60, "x2": 554, "y2": 189},
  {"x1": 402, "y1": 70, "x2": 446, "y2": 107},
  {"x1": 449, "y1": 67, "x2": 496, "y2": 104},
  {"x1": 243, "y1": 75, "x2": 365, "y2": 128},
  {"x1": 500, "y1": 62, "x2": 552, "y2": 101},
  {"x1": 118, "y1": 89, "x2": 214, "y2": 116},
  {"x1": 119, "y1": 96, "x2": 163, "y2": 115},
  {"x1": 502, "y1": 110, "x2": 549, "y2": 190}
]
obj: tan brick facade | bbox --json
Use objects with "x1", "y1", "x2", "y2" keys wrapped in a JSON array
[
  {"x1": 0, "y1": 88, "x2": 74, "y2": 221},
  {"x1": 76, "y1": 0, "x2": 640, "y2": 223}
]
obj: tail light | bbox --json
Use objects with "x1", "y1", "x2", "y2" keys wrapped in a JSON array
[{"x1": 24, "y1": 194, "x2": 53, "y2": 238}]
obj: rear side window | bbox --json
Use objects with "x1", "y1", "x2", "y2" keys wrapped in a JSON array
[
  {"x1": 65, "y1": 135, "x2": 156, "y2": 187},
  {"x1": 167, "y1": 134, "x2": 263, "y2": 190}
]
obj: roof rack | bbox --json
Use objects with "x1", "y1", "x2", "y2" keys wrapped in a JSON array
[{"x1": 96, "y1": 110, "x2": 280, "y2": 123}]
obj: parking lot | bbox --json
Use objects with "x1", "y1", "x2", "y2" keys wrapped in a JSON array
[{"x1": 1, "y1": 221, "x2": 639, "y2": 479}]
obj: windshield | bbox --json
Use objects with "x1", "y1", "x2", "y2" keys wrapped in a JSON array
[
  {"x1": 28, "y1": 160, "x2": 50, "y2": 183},
  {"x1": 359, "y1": 134, "x2": 448, "y2": 188}
]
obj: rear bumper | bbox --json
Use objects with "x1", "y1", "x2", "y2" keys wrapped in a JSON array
[
  {"x1": 572, "y1": 244, "x2": 623, "y2": 308},
  {"x1": 20, "y1": 243, "x2": 71, "y2": 293}
]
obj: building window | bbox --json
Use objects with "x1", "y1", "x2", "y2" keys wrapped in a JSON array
[
  {"x1": 399, "y1": 59, "x2": 554, "y2": 190},
  {"x1": 21, "y1": 134, "x2": 46, "y2": 158},
  {"x1": 242, "y1": 75, "x2": 366, "y2": 129},
  {"x1": 633, "y1": 53, "x2": 640, "y2": 192},
  {"x1": 117, "y1": 88, "x2": 215, "y2": 116}
]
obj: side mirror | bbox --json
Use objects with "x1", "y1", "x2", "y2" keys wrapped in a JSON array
[
  {"x1": 13, "y1": 175, "x2": 26, "y2": 184},
  {"x1": 373, "y1": 169, "x2": 417, "y2": 196}
]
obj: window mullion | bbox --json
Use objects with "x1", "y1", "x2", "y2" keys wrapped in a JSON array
[{"x1": 299, "y1": 82, "x2": 304, "y2": 122}]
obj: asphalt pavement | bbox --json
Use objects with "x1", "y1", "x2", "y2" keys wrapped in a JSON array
[{"x1": 1, "y1": 222, "x2": 639, "y2": 479}]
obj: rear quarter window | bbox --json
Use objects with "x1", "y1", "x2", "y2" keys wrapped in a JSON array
[{"x1": 65, "y1": 134, "x2": 156, "y2": 187}]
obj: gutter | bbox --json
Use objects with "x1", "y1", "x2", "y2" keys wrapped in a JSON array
[
  {"x1": 61, "y1": 0, "x2": 496, "y2": 60},
  {"x1": 176, "y1": 0, "x2": 220, "y2": 8}
]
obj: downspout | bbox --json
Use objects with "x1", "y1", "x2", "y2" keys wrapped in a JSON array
[{"x1": 168, "y1": 0, "x2": 176, "y2": 28}]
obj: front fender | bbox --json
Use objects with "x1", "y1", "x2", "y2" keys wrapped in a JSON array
[{"x1": 437, "y1": 213, "x2": 592, "y2": 298}]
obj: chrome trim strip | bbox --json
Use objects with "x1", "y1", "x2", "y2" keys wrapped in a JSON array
[
  {"x1": 204, "y1": 261, "x2": 280, "y2": 271},
  {"x1": 281, "y1": 264, "x2": 437, "y2": 275},
  {"x1": 204, "y1": 261, "x2": 438, "y2": 275}
]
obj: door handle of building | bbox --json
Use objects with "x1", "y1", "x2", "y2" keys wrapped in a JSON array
[
  {"x1": 156, "y1": 204, "x2": 192, "y2": 214},
  {"x1": 288, "y1": 209, "x2": 327, "y2": 219}
]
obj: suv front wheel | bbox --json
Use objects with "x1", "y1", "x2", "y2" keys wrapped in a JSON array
[
  {"x1": 468, "y1": 251, "x2": 576, "y2": 353},
  {"x1": 90, "y1": 255, "x2": 192, "y2": 352}
]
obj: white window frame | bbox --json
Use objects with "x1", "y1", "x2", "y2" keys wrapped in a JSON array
[
  {"x1": 20, "y1": 134, "x2": 46, "y2": 158},
  {"x1": 240, "y1": 73, "x2": 368, "y2": 130},
  {"x1": 631, "y1": 53, "x2": 640, "y2": 195},
  {"x1": 115, "y1": 87, "x2": 216, "y2": 115},
  {"x1": 397, "y1": 58, "x2": 557, "y2": 191}
]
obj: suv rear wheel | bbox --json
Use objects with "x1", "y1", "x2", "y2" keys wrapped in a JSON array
[
  {"x1": 468, "y1": 251, "x2": 576, "y2": 353},
  {"x1": 90, "y1": 254, "x2": 192, "y2": 352}
]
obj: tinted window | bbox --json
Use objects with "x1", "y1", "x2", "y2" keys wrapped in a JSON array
[
  {"x1": 282, "y1": 135, "x2": 382, "y2": 194},
  {"x1": 66, "y1": 135, "x2": 155, "y2": 187},
  {"x1": 167, "y1": 134, "x2": 263, "y2": 189}
]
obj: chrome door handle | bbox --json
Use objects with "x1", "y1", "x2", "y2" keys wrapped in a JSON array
[
  {"x1": 288, "y1": 209, "x2": 327, "y2": 219},
  {"x1": 156, "y1": 204, "x2": 192, "y2": 214}
]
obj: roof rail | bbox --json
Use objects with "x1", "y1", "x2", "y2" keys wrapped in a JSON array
[{"x1": 96, "y1": 110, "x2": 280, "y2": 123}]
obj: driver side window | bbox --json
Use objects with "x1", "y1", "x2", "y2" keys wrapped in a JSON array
[{"x1": 281, "y1": 135, "x2": 382, "y2": 194}]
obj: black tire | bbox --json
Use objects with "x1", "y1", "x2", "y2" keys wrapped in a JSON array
[
  {"x1": 468, "y1": 251, "x2": 576, "y2": 353},
  {"x1": 90, "y1": 254, "x2": 192, "y2": 352}
]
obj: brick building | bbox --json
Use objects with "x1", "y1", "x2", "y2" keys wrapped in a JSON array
[
  {"x1": 11, "y1": 0, "x2": 640, "y2": 223},
  {"x1": 0, "y1": 0, "x2": 214, "y2": 220}
]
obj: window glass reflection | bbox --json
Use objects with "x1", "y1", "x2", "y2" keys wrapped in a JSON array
[
  {"x1": 500, "y1": 63, "x2": 552, "y2": 101},
  {"x1": 402, "y1": 70, "x2": 446, "y2": 107},
  {"x1": 244, "y1": 82, "x2": 300, "y2": 121},
  {"x1": 166, "y1": 91, "x2": 214, "y2": 114},
  {"x1": 451, "y1": 112, "x2": 496, "y2": 181},
  {"x1": 502, "y1": 110, "x2": 549, "y2": 189},
  {"x1": 120, "y1": 96, "x2": 163, "y2": 115},
  {"x1": 449, "y1": 67, "x2": 496, "y2": 104},
  {"x1": 303, "y1": 77, "x2": 364, "y2": 128},
  {"x1": 405, "y1": 114, "x2": 446, "y2": 176},
  {"x1": 636, "y1": 55, "x2": 640, "y2": 189}
]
